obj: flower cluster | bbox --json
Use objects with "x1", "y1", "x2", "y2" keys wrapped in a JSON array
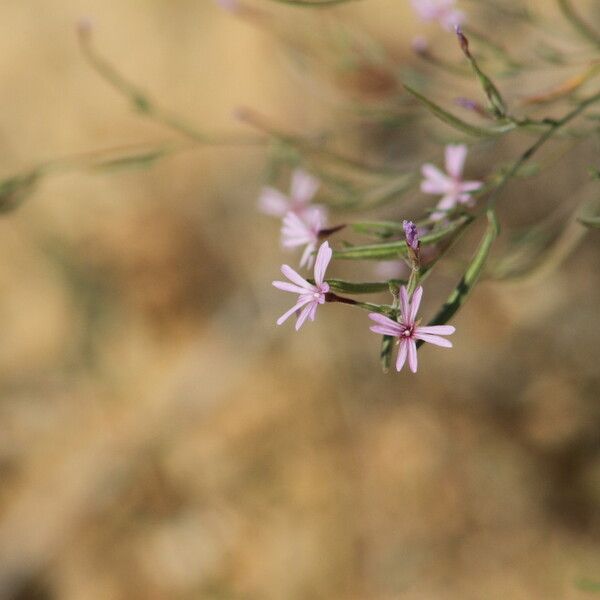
[
  {"x1": 261, "y1": 146, "x2": 480, "y2": 372},
  {"x1": 259, "y1": 169, "x2": 327, "y2": 268}
]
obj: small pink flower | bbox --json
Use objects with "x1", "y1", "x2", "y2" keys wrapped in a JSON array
[
  {"x1": 273, "y1": 241, "x2": 332, "y2": 331},
  {"x1": 281, "y1": 207, "x2": 325, "y2": 269},
  {"x1": 258, "y1": 168, "x2": 323, "y2": 219},
  {"x1": 421, "y1": 144, "x2": 483, "y2": 221},
  {"x1": 411, "y1": 0, "x2": 465, "y2": 30},
  {"x1": 369, "y1": 286, "x2": 455, "y2": 373}
]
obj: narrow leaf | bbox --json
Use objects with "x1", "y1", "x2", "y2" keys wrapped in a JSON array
[
  {"x1": 325, "y1": 279, "x2": 406, "y2": 294},
  {"x1": 577, "y1": 197, "x2": 600, "y2": 228},
  {"x1": 91, "y1": 149, "x2": 167, "y2": 172},
  {"x1": 334, "y1": 217, "x2": 472, "y2": 260},
  {"x1": 0, "y1": 171, "x2": 40, "y2": 214},
  {"x1": 404, "y1": 84, "x2": 516, "y2": 137},
  {"x1": 421, "y1": 210, "x2": 499, "y2": 333}
]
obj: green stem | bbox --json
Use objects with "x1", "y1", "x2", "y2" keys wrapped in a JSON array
[
  {"x1": 79, "y1": 35, "x2": 265, "y2": 147},
  {"x1": 487, "y1": 89, "x2": 600, "y2": 209}
]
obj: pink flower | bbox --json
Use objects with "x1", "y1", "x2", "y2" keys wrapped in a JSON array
[
  {"x1": 258, "y1": 168, "x2": 323, "y2": 219},
  {"x1": 421, "y1": 144, "x2": 483, "y2": 221},
  {"x1": 272, "y1": 241, "x2": 332, "y2": 331},
  {"x1": 411, "y1": 0, "x2": 465, "y2": 30},
  {"x1": 368, "y1": 286, "x2": 455, "y2": 373},
  {"x1": 281, "y1": 207, "x2": 325, "y2": 269}
]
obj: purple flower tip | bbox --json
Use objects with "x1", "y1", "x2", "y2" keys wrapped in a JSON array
[{"x1": 403, "y1": 220, "x2": 419, "y2": 250}]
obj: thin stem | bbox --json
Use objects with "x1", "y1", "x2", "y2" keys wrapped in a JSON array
[
  {"x1": 79, "y1": 34, "x2": 266, "y2": 147},
  {"x1": 487, "y1": 89, "x2": 600, "y2": 209},
  {"x1": 325, "y1": 293, "x2": 392, "y2": 315}
]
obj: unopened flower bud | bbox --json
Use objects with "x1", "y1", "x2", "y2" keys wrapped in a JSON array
[{"x1": 403, "y1": 220, "x2": 420, "y2": 251}]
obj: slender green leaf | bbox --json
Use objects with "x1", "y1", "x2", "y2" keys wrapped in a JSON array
[
  {"x1": 0, "y1": 171, "x2": 40, "y2": 214},
  {"x1": 334, "y1": 217, "x2": 472, "y2": 260},
  {"x1": 91, "y1": 149, "x2": 168, "y2": 172},
  {"x1": 404, "y1": 84, "x2": 516, "y2": 137},
  {"x1": 575, "y1": 578, "x2": 600, "y2": 593},
  {"x1": 557, "y1": 0, "x2": 600, "y2": 49},
  {"x1": 577, "y1": 197, "x2": 600, "y2": 228},
  {"x1": 352, "y1": 221, "x2": 408, "y2": 238},
  {"x1": 380, "y1": 335, "x2": 395, "y2": 373},
  {"x1": 421, "y1": 210, "x2": 499, "y2": 332},
  {"x1": 325, "y1": 279, "x2": 406, "y2": 294},
  {"x1": 456, "y1": 28, "x2": 507, "y2": 117}
]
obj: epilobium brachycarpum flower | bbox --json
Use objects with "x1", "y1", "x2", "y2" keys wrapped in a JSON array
[
  {"x1": 411, "y1": 0, "x2": 465, "y2": 30},
  {"x1": 421, "y1": 144, "x2": 483, "y2": 221},
  {"x1": 369, "y1": 287, "x2": 455, "y2": 373},
  {"x1": 281, "y1": 207, "x2": 326, "y2": 269},
  {"x1": 258, "y1": 168, "x2": 323, "y2": 219},
  {"x1": 273, "y1": 241, "x2": 332, "y2": 331}
]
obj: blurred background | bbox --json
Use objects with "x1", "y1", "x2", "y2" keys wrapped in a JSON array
[{"x1": 0, "y1": 1, "x2": 599, "y2": 598}]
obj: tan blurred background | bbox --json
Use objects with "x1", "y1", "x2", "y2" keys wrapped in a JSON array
[{"x1": 0, "y1": 1, "x2": 599, "y2": 599}]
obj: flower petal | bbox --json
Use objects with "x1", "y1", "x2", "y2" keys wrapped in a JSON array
[
  {"x1": 272, "y1": 281, "x2": 311, "y2": 295},
  {"x1": 276, "y1": 296, "x2": 313, "y2": 326},
  {"x1": 441, "y1": 8, "x2": 465, "y2": 30},
  {"x1": 409, "y1": 286, "x2": 423, "y2": 323},
  {"x1": 313, "y1": 241, "x2": 332, "y2": 286},
  {"x1": 370, "y1": 325, "x2": 402, "y2": 337},
  {"x1": 308, "y1": 302, "x2": 319, "y2": 321},
  {"x1": 460, "y1": 180, "x2": 483, "y2": 193},
  {"x1": 445, "y1": 144, "x2": 467, "y2": 179},
  {"x1": 421, "y1": 164, "x2": 451, "y2": 195},
  {"x1": 415, "y1": 332, "x2": 453, "y2": 348},
  {"x1": 369, "y1": 313, "x2": 403, "y2": 331},
  {"x1": 258, "y1": 187, "x2": 290, "y2": 217},
  {"x1": 290, "y1": 169, "x2": 320, "y2": 204},
  {"x1": 295, "y1": 302, "x2": 315, "y2": 331},
  {"x1": 431, "y1": 195, "x2": 458, "y2": 220},
  {"x1": 417, "y1": 325, "x2": 455, "y2": 335},
  {"x1": 400, "y1": 286, "x2": 411, "y2": 324},
  {"x1": 280, "y1": 265, "x2": 313, "y2": 290},
  {"x1": 407, "y1": 339, "x2": 418, "y2": 373},
  {"x1": 300, "y1": 243, "x2": 316, "y2": 269},
  {"x1": 281, "y1": 212, "x2": 314, "y2": 247},
  {"x1": 396, "y1": 339, "x2": 408, "y2": 372}
]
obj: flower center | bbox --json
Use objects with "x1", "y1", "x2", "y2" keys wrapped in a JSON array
[{"x1": 401, "y1": 325, "x2": 414, "y2": 338}]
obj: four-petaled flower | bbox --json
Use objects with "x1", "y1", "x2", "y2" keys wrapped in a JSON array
[
  {"x1": 281, "y1": 207, "x2": 325, "y2": 269},
  {"x1": 421, "y1": 144, "x2": 483, "y2": 221},
  {"x1": 273, "y1": 241, "x2": 332, "y2": 331},
  {"x1": 258, "y1": 168, "x2": 323, "y2": 219},
  {"x1": 369, "y1": 286, "x2": 455, "y2": 373},
  {"x1": 411, "y1": 0, "x2": 465, "y2": 30}
]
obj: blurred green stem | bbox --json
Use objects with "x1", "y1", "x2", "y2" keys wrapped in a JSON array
[
  {"x1": 79, "y1": 32, "x2": 266, "y2": 147},
  {"x1": 557, "y1": 0, "x2": 600, "y2": 49}
]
